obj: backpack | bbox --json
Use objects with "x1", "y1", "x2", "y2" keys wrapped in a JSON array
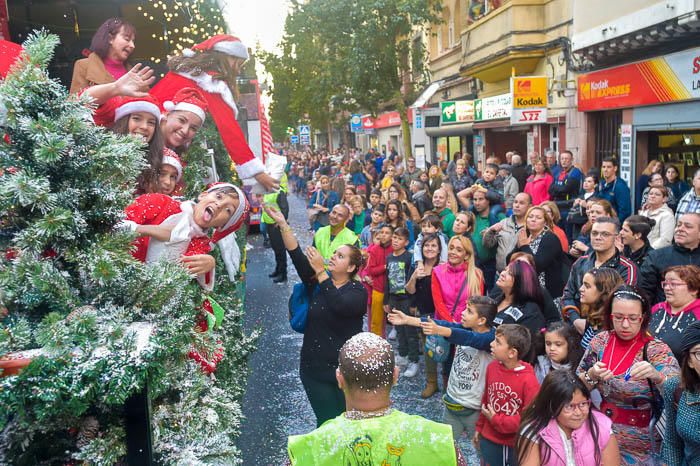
[{"x1": 288, "y1": 282, "x2": 321, "y2": 333}]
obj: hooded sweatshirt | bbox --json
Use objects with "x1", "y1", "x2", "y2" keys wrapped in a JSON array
[
  {"x1": 650, "y1": 298, "x2": 700, "y2": 360},
  {"x1": 432, "y1": 262, "x2": 483, "y2": 322}
]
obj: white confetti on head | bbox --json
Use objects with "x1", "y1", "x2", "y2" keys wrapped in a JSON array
[{"x1": 339, "y1": 332, "x2": 394, "y2": 392}]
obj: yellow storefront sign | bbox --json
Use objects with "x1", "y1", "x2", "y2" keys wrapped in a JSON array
[{"x1": 511, "y1": 76, "x2": 548, "y2": 108}]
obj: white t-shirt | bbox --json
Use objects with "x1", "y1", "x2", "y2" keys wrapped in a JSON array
[
  {"x1": 557, "y1": 425, "x2": 576, "y2": 466},
  {"x1": 446, "y1": 345, "x2": 492, "y2": 409}
]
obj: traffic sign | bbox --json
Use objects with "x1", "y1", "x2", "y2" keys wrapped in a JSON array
[
  {"x1": 300, "y1": 134, "x2": 311, "y2": 145},
  {"x1": 299, "y1": 125, "x2": 310, "y2": 136},
  {"x1": 290, "y1": 135, "x2": 299, "y2": 144}
]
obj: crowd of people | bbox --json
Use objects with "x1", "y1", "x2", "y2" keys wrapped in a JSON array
[
  {"x1": 271, "y1": 146, "x2": 700, "y2": 465},
  {"x1": 63, "y1": 15, "x2": 700, "y2": 466}
]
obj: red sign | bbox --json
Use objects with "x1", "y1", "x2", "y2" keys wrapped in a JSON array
[
  {"x1": 361, "y1": 110, "x2": 413, "y2": 130},
  {"x1": 578, "y1": 46, "x2": 700, "y2": 111}
]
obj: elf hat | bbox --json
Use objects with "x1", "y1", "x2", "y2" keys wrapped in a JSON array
[
  {"x1": 183, "y1": 34, "x2": 249, "y2": 61},
  {"x1": 114, "y1": 94, "x2": 161, "y2": 123},
  {"x1": 163, "y1": 87, "x2": 207, "y2": 123},
  {"x1": 161, "y1": 148, "x2": 183, "y2": 182},
  {"x1": 206, "y1": 182, "x2": 249, "y2": 243}
]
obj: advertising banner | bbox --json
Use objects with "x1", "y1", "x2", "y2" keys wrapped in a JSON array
[
  {"x1": 578, "y1": 47, "x2": 700, "y2": 111},
  {"x1": 511, "y1": 76, "x2": 548, "y2": 125},
  {"x1": 440, "y1": 101, "x2": 475, "y2": 124},
  {"x1": 475, "y1": 93, "x2": 512, "y2": 121}
]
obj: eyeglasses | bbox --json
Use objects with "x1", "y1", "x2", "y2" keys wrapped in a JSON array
[
  {"x1": 611, "y1": 314, "x2": 643, "y2": 324},
  {"x1": 662, "y1": 281, "x2": 686, "y2": 290},
  {"x1": 561, "y1": 400, "x2": 591, "y2": 414},
  {"x1": 591, "y1": 231, "x2": 615, "y2": 238},
  {"x1": 690, "y1": 351, "x2": 700, "y2": 362}
]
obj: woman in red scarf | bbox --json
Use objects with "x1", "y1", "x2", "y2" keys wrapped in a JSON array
[{"x1": 576, "y1": 285, "x2": 679, "y2": 465}]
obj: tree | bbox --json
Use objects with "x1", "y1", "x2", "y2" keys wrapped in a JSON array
[
  {"x1": 0, "y1": 31, "x2": 255, "y2": 465},
  {"x1": 263, "y1": 0, "x2": 440, "y2": 155}
]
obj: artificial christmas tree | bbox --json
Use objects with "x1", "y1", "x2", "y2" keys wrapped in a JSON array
[{"x1": 0, "y1": 31, "x2": 255, "y2": 465}]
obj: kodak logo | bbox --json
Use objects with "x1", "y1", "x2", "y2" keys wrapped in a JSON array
[{"x1": 516, "y1": 97, "x2": 544, "y2": 106}]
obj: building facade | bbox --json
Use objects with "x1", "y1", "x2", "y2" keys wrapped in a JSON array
[{"x1": 571, "y1": 0, "x2": 700, "y2": 199}]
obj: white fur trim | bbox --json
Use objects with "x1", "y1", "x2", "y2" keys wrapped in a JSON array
[
  {"x1": 235, "y1": 157, "x2": 265, "y2": 180},
  {"x1": 182, "y1": 48, "x2": 195, "y2": 57},
  {"x1": 114, "y1": 101, "x2": 161, "y2": 122},
  {"x1": 162, "y1": 155, "x2": 183, "y2": 181},
  {"x1": 213, "y1": 41, "x2": 249, "y2": 60},
  {"x1": 169, "y1": 102, "x2": 206, "y2": 123},
  {"x1": 174, "y1": 71, "x2": 238, "y2": 118}
]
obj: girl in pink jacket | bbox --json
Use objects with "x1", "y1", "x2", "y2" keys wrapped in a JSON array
[{"x1": 516, "y1": 370, "x2": 620, "y2": 466}]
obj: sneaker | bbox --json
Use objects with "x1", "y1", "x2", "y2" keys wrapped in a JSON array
[
  {"x1": 387, "y1": 327, "x2": 397, "y2": 340},
  {"x1": 403, "y1": 362, "x2": 419, "y2": 378},
  {"x1": 395, "y1": 355, "x2": 409, "y2": 367}
]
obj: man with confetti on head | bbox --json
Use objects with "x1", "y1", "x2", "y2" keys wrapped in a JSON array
[{"x1": 286, "y1": 332, "x2": 466, "y2": 465}]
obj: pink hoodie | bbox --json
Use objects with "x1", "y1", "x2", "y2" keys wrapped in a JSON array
[{"x1": 432, "y1": 263, "x2": 479, "y2": 322}]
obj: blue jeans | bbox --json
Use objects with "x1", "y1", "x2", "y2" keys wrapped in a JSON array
[{"x1": 489, "y1": 204, "x2": 504, "y2": 226}]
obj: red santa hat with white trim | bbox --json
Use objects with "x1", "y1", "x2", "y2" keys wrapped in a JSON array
[
  {"x1": 114, "y1": 94, "x2": 162, "y2": 122},
  {"x1": 161, "y1": 147, "x2": 183, "y2": 182},
  {"x1": 163, "y1": 87, "x2": 207, "y2": 123},
  {"x1": 182, "y1": 34, "x2": 249, "y2": 61}
]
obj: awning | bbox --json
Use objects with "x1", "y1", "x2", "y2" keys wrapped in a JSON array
[
  {"x1": 411, "y1": 80, "x2": 444, "y2": 108},
  {"x1": 425, "y1": 122, "x2": 473, "y2": 137}
]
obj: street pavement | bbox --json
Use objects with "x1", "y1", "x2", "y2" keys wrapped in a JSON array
[{"x1": 238, "y1": 194, "x2": 479, "y2": 465}]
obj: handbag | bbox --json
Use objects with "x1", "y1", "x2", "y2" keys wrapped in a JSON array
[
  {"x1": 425, "y1": 277, "x2": 468, "y2": 363},
  {"x1": 289, "y1": 282, "x2": 318, "y2": 333}
]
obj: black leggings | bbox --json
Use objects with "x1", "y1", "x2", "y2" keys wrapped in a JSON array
[
  {"x1": 300, "y1": 370, "x2": 346, "y2": 427},
  {"x1": 267, "y1": 223, "x2": 287, "y2": 275}
]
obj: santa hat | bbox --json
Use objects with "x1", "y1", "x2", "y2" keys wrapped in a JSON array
[
  {"x1": 161, "y1": 148, "x2": 183, "y2": 182},
  {"x1": 0, "y1": 40, "x2": 23, "y2": 79},
  {"x1": 114, "y1": 94, "x2": 161, "y2": 123},
  {"x1": 207, "y1": 182, "x2": 249, "y2": 243},
  {"x1": 183, "y1": 34, "x2": 249, "y2": 61},
  {"x1": 163, "y1": 87, "x2": 207, "y2": 123}
]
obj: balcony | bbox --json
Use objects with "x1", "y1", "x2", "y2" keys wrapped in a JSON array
[{"x1": 460, "y1": 0, "x2": 570, "y2": 83}]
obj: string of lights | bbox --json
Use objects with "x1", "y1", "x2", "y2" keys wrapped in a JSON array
[{"x1": 136, "y1": 0, "x2": 227, "y2": 64}]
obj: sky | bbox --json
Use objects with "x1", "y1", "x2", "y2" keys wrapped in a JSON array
[
  {"x1": 219, "y1": 0, "x2": 290, "y2": 53},
  {"x1": 219, "y1": 0, "x2": 291, "y2": 110}
]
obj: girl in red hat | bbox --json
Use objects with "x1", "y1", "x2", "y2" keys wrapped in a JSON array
[{"x1": 151, "y1": 34, "x2": 278, "y2": 192}]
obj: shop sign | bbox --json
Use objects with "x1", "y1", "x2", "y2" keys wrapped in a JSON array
[
  {"x1": 578, "y1": 46, "x2": 700, "y2": 111},
  {"x1": 362, "y1": 111, "x2": 412, "y2": 130},
  {"x1": 474, "y1": 93, "x2": 512, "y2": 121},
  {"x1": 350, "y1": 114, "x2": 362, "y2": 133},
  {"x1": 511, "y1": 76, "x2": 548, "y2": 125},
  {"x1": 619, "y1": 124, "x2": 633, "y2": 185},
  {"x1": 440, "y1": 100, "x2": 475, "y2": 124}
]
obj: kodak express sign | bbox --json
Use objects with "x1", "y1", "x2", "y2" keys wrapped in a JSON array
[
  {"x1": 578, "y1": 46, "x2": 700, "y2": 111},
  {"x1": 510, "y1": 76, "x2": 548, "y2": 125}
]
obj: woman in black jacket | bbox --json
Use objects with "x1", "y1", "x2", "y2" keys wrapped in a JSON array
[
  {"x1": 492, "y1": 259, "x2": 547, "y2": 362},
  {"x1": 263, "y1": 205, "x2": 367, "y2": 426},
  {"x1": 507, "y1": 206, "x2": 569, "y2": 299}
]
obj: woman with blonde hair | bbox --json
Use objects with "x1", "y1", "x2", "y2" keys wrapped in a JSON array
[
  {"x1": 431, "y1": 235, "x2": 484, "y2": 323},
  {"x1": 508, "y1": 206, "x2": 569, "y2": 299},
  {"x1": 636, "y1": 159, "x2": 664, "y2": 210},
  {"x1": 428, "y1": 164, "x2": 444, "y2": 195},
  {"x1": 542, "y1": 201, "x2": 569, "y2": 251}
]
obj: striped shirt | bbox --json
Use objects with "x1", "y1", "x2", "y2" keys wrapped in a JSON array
[{"x1": 676, "y1": 189, "x2": 700, "y2": 220}]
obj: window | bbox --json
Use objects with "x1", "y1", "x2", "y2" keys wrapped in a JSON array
[
  {"x1": 437, "y1": 28, "x2": 443, "y2": 53},
  {"x1": 550, "y1": 125, "x2": 559, "y2": 153},
  {"x1": 448, "y1": 18, "x2": 455, "y2": 47}
]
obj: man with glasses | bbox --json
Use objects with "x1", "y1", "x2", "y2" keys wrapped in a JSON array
[
  {"x1": 639, "y1": 213, "x2": 700, "y2": 304},
  {"x1": 561, "y1": 217, "x2": 638, "y2": 323}
]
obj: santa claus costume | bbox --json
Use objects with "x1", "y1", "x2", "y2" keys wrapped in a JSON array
[
  {"x1": 151, "y1": 35, "x2": 265, "y2": 183},
  {"x1": 92, "y1": 93, "x2": 162, "y2": 129},
  {"x1": 124, "y1": 182, "x2": 249, "y2": 291}
]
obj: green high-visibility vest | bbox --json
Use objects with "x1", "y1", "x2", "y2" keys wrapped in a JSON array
[
  {"x1": 261, "y1": 174, "x2": 288, "y2": 224},
  {"x1": 313, "y1": 226, "x2": 358, "y2": 260},
  {"x1": 288, "y1": 409, "x2": 456, "y2": 466}
]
